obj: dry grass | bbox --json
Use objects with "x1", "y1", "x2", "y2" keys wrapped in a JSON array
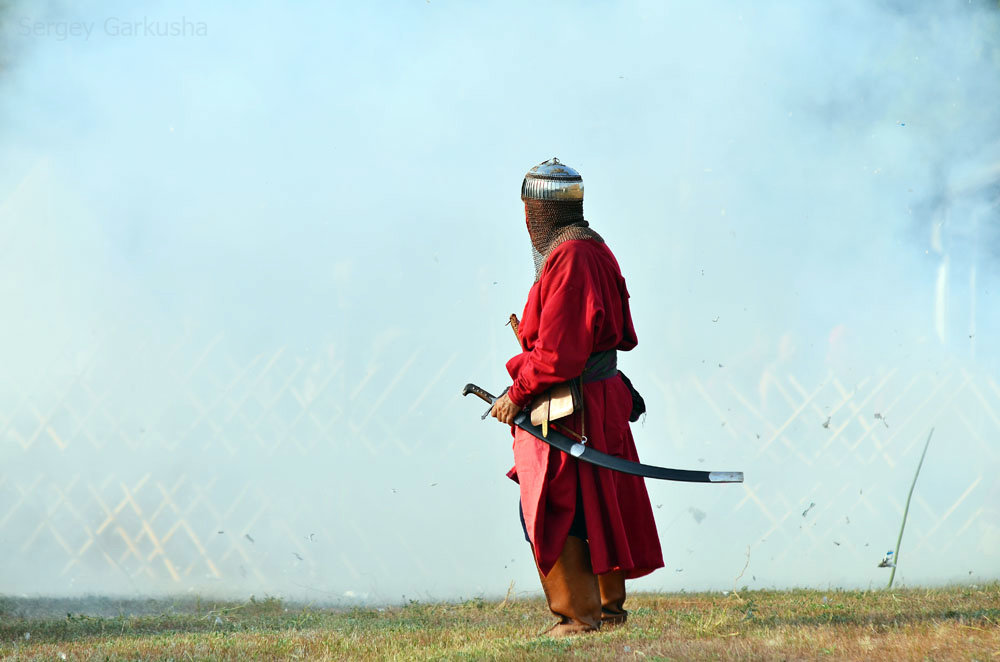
[{"x1": 1, "y1": 584, "x2": 998, "y2": 660}]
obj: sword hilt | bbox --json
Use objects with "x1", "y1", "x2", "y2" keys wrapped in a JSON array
[
  {"x1": 463, "y1": 384, "x2": 510, "y2": 420},
  {"x1": 462, "y1": 383, "x2": 496, "y2": 405}
]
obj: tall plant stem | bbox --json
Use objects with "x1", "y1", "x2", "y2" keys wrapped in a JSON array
[{"x1": 888, "y1": 428, "x2": 934, "y2": 589}]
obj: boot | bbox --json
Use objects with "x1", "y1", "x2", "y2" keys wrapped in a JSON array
[
  {"x1": 536, "y1": 535, "x2": 602, "y2": 636},
  {"x1": 598, "y1": 570, "x2": 628, "y2": 626}
]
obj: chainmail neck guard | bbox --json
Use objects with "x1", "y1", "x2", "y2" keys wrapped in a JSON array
[{"x1": 525, "y1": 199, "x2": 604, "y2": 281}]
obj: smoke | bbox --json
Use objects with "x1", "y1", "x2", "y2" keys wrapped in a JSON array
[{"x1": 0, "y1": 1, "x2": 998, "y2": 602}]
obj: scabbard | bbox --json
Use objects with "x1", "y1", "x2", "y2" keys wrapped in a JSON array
[{"x1": 463, "y1": 383, "x2": 743, "y2": 484}]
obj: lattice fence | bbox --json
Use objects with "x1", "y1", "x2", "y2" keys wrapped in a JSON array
[
  {"x1": 641, "y1": 364, "x2": 999, "y2": 588},
  {"x1": 2, "y1": 328, "x2": 998, "y2": 596}
]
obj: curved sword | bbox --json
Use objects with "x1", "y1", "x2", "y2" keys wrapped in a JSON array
[{"x1": 462, "y1": 383, "x2": 743, "y2": 484}]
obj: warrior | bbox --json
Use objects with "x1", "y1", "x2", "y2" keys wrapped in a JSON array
[{"x1": 490, "y1": 158, "x2": 664, "y2": 636}]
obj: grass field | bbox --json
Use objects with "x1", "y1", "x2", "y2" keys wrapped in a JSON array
[{"x1": 1, "y1": 584, "x2": 998, "y2": 660}]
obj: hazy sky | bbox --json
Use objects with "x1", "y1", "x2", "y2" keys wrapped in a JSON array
[{"x1": 1, "y1": 1, "x2": 998, "y2": 601}]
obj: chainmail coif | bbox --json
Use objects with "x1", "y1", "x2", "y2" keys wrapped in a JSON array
[{"x1": 525, "y1": 199, "x2": 604, "y2": 281}]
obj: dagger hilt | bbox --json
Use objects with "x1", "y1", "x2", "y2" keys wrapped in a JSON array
[{"x1": 507, "y1": 314, "x2": 520, "y2": 342}]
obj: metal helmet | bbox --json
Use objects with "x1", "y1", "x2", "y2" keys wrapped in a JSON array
[{"x1": 521, "y1": 157, "x2": 584, "y2": 202}]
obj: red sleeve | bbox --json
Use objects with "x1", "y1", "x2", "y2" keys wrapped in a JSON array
[{"x1": 506, "y1": 244, "x2": 604, "y2": 408}]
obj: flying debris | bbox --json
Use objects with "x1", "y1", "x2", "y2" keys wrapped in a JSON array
[
  {"x1": 244, "y1": 534, "x2": 255, "y2": 544},
  {"x1": 802, "y1": 502, "x2": 816, "y2": 517},
  {"x1": 878, "y1": 550, "x2": 896, "y2": 568},
  {"x1": 822, "y1": 416, "x2": 831, "y2": 429},
  {"x1": 293, "y1": 552, "x2": 304, "y2": 561},
  {"x1": 874, "y1": 412, "x2": 889, "y2": 428}
]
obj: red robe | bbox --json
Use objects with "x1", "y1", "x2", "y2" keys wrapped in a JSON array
[{"x1": 506, "y1": 239, "x2": 664, "y2": 578}]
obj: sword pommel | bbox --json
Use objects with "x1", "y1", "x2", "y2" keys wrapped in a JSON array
[{"x1": 462, "y1": 383, "x2": 496, "y2": 404}]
